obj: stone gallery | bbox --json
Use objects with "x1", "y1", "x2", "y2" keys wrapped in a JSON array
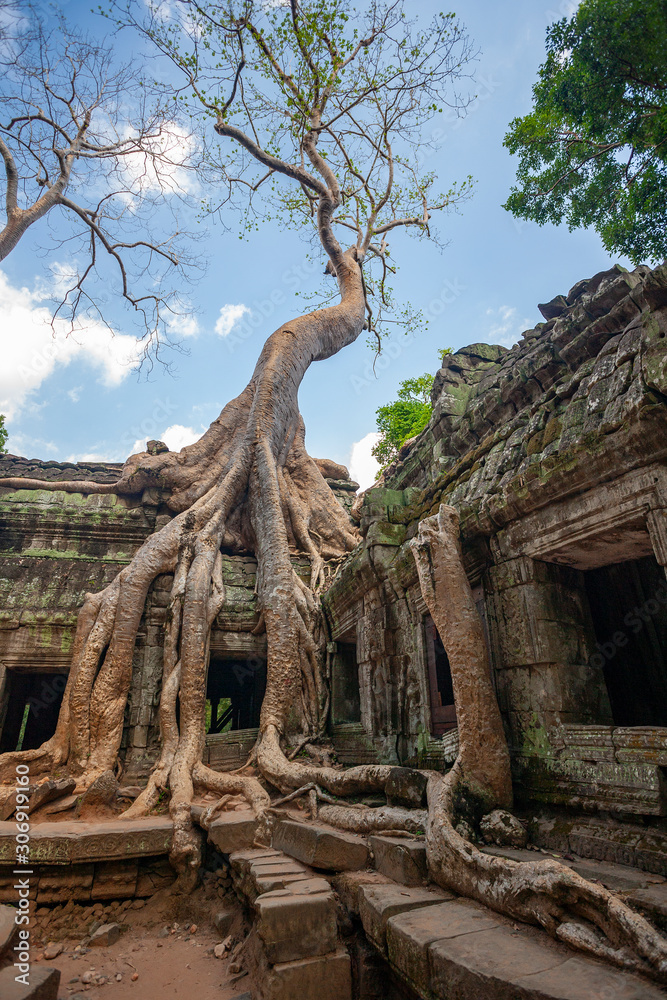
[
  {"x1": 2, "y1": 0, "x2": 667, "y2": 996},
  {"x1": 1, "y1": 260, "x2": 667, "y2": 999}
]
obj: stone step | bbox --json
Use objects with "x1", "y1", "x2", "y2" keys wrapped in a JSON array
[
  {"x1": 369, "y1": 834, "x2": 427, "y2": 886},
  {"x1": 359, "y1": 883, "x2": 665, "y2": 1000},
  {"x1": 261, "y1": 947, "x2": 351, "y2": 1000},
  {"x1": 359, "y1": 884, "x2": 452, "y2": 953},
  {"x1": 369, "y1": 836, "x2": 667, "y2": 931},
  {"x1": 255, "y1": 883, "x2": 338, "y2": 964},
  {"x1": 230, "y1": 847, "x2": 349, "y2": 999},
  {"x1": 229, "y1": 847, "x2": 326, "y2": 903},
  {"x1": 204, "y1": 810, "x2": 259, "y2": 854},
  {"x1": 0, "y1": 964, "x2": 60, "y2": 999},
  {"x1": 272, "y1": 819, "x2": 369, "y2": 871},
  {"x1": 483, "y1": 844, "x2": 667, "y2": 931}
]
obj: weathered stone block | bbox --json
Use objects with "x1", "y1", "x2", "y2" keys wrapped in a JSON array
[
  {"x1": 255, "y1": 890, "x2": 337, "y2": 964},
  {"x1": 35, "y1": 863, "x2": 94, "y2": 904},
  {"x1": 369, "y1": 835, "x2": 427, "y2": 886},
  {"x1": 365, "y1": 521, "x2": 406, "y2": 548},
  {"x1": 28, "y1": 778, "x2": 76, "y2": 815},
  {"x1": 207, "y1": 811, "x2": 258, "y2": 854},
  {"x1": 480, "y1": 809, "x2": 528, "y2": 849},
  {"x1": 385, "y1": 768, "x2": 428, "y2": 808},
  {"x1": 89, "y1": 922, "x2": 122, "y2": 946},
  {"x1": 264, "y1": 948, "x2": 352, "y2": 1000},
  {"x1": 91, "y1": 859, "x2": 138, "y2": 900},
  {"x1": 0, "y1": 818, "x2": 174, "y2": 864},
  {"x1": 0, "y1": 965, "x2": 61, "y2": 1000},
  {"x1": 387, "y1": 899, "x2": 499, "y2": 993},
  {"x1": 135, "y1": 857, "x2": 175, "y2": 896},
  {"x1": 642, "y1": 313, "x2": 667, "y2": 395},
  {"x1": 358, "y1": 883, "x2": 451, "y2": 953},
  {"x1": 272, "y1": 820, "x2": 369, "y2": 871}
]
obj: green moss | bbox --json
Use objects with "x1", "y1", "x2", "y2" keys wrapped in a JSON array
[
  {"x1": 542, "y1": 415, "x2": 562, "y2": 447},
  {"x1": 521, "y1": 713, "x2": 555, "y2": 759}
]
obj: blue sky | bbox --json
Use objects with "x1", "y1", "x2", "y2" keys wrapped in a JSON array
[{"x1": 1, "y1": 0, "x2": 626, "y2": 489}]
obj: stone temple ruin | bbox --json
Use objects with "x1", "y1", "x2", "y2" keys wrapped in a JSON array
[{"x1": 1, "y1": 260, "x2": 667, "y2": 998}]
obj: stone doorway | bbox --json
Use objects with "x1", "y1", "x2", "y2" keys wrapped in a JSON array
[
  {"x1": 584, "y1": 554, "x2": 667, "y2": 727},
  {"x1": 425, "y1": 616, "x2": 456, "y2": 736},
  {"x1": 205, "y1": 657, "x2": 266, "y2": 734},
  {"x1": 0, "y1": 670, "x2": 68, "y2": 753},
  {"x1": 331, "y1": 642, "x2": 361, "y2": 725}
]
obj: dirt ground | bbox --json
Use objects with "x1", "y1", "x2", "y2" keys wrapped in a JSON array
[{"x1": 33, "y1": 885, "x2": 253, "y2": 1000}]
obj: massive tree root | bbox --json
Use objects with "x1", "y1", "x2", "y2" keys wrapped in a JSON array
[
  {"x1": 2, "y1": 290, "x2": 667, "y2": 979},
  {"x1": 0, "y1": 251, "x2": 374, "y2": 886},
  {"x1": 412, "y1": 505, "x2": 667, "y2": 984}
]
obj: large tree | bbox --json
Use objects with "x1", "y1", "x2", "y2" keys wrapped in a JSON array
[
  {"x1": 503, "y1": 0, "x2": 667, "y2": 264},
  {"x1": 1, "y1": 0, "x2": 666, "y2": 981},
  {"x1": 0, "y1": 6, "x2": 199, "y2": 349}
]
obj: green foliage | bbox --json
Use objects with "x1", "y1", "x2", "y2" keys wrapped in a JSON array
[
  {"x1": 503, "y1": 0, "x2": 667, "y2": 263},
  {"x1": 0, "y1": 414, "x2": 7, "y2": 454},
  {"x1": 372, "y1": 372, "x2": 435, "y2": 468}
]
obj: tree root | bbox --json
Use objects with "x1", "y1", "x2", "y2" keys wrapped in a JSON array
[
  {"x1": 4, "y1": 261, "x2": 667, "y2": 985},
  {"x1": 426, "y1": 766, "x2": 667, "y2": 983},
  {"x1": 413, "y1": 505, "x2": 667, "y2": 984},
  {"x1": 318, "y1": 803, "x2": 427, "y2": 834}
]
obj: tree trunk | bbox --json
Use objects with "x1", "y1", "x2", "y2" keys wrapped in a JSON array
[
  {"x1": 411, "y1": 505, "x2": 667, "y2": 984},
  {"x1": 0, "y1": 249, "x2": 368, "y2": 886},
  {"x1": 3, "y1": 287, "x2": 667, "y2": 982}
]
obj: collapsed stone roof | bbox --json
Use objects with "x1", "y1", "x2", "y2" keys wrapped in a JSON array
[{"x1": 381, "y1": 262, "x2": 667, "y2": 538}]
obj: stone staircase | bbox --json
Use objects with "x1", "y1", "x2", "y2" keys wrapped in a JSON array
[
  {"x1": 357, "y1": 882, "x2": 664, "y2": 1000},
  {"x1": 228, "y1": 847, "x2": 352, "y2": 1000},
  {"x1": 212, "y1": 813, "x2": 667, "y2": 999}
]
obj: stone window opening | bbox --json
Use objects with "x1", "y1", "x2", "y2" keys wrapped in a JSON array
[
  {"x1": 205, "y1": 657, "x2": 267, "y2": 734},
  {"x1": 425, "y1": 616, "x2": 456, "y2": 736},
  {"x1": 0, "y1": 670, "x2": 68, "y2": 753},
  {"x1": 584, "y1": 553, "x2": 667, "y2": 728}
]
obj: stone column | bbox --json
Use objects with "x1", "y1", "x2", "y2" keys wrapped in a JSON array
[
  {"x1": 484, "y1": 555, "x2": 613, "y2": 753},
  {"x1": 647, "y1": 507, "x2": 667, "y2": 574}
]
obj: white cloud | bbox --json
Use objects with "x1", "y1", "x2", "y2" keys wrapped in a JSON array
[
  {"x1": 117, "y1": 122, "x2": 199, "y2": 204},
  {"x1": 67, "y1": 386, "x2": 83, "y2": 403},
  {"x1": 349, "y1": 432, "x2": 381, "y2": 492},
  {"x1": 130, "y1": 423, "x2": 203, "y2": 456},
  {"x1": 215, "y1": 303, "x2": 250, "y2": 338},
  {"x1": 6, "y1": 432, "x2": 59, "y2": 459},
  {"x1": 167, "y1": 312, "x2": 200, "y2": 338},
  {"x1": 484, "y1": 305, "x2": 533, "y2": 348},
  {"x1": 162, "y1": 424, "x2": 202, "y2": 451},
  {"x1": 0, "y1": 269, "x2": 144, "y2": 422}
]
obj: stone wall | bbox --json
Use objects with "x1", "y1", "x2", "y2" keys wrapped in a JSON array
[
  {"x1": 324, "y1": 261, "x2": 667, "y2": 835},
  {"x1": 0, "y1": 453, "x2": 357, "y2": 773}
]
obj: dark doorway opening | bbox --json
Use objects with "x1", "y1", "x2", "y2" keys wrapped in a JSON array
[
  {"x1": 205, "y1": 658, "x2": 266, "y2": 733},
  {"x1": 425, "y1": 616, "x2": 456, "y2": 735},
  {"x1": 0, "y1": 671, "x2": 68, "y2": 753},
  {"x1": 585, "y1": 555, "x2": 667, "y2": 727},
  {"x1": 331, "y1": 642, "x2": 361, "y2": 724}
]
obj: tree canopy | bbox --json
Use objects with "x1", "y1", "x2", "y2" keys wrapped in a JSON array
[
  {"x1": 503, "y1": 0, "x2": 667, "y2": 264},
  {"x1": 0, "y1": 6, "x2": 200, "y2": 353},
  {"x1": 113, "y1": 0, "x2": 475, "y2": 346},
  {"x1": 0, "y1": 414, "x2": 7, "y2": 453}
]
